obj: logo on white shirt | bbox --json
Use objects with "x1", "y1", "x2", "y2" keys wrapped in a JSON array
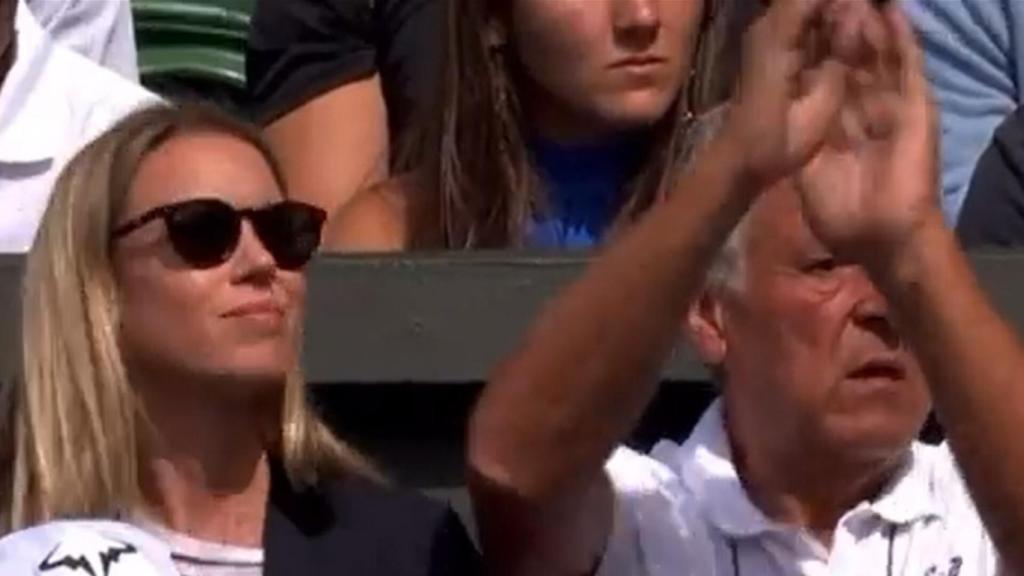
[
  {"x1": 37, "y1": 536, "x2": 137, "y2": 576},
  {"x1": 925, "y1": 556, "x2": 963, "y2": 576}
]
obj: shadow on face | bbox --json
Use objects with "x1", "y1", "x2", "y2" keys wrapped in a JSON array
[
  {"x1": 687, "y1": 182, "x2": 931, "y2": 463},
  {"x1": 506, "y1": 0, "x2": 705, "y2": 142},
  {"x1": 111, "y1": 131, "x2": 306, "y2": 402}
]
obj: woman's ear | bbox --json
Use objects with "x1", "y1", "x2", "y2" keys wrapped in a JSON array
[{"x1": 684, "y1": 288, "x2": 728, "y2": 367}]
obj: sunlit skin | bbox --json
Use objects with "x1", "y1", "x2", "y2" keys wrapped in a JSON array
[{"x1": 113, "y1": 132, "x2": 305, "y2": 401}]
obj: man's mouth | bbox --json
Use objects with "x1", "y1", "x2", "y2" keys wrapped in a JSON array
[{"x1": 847, "y1": 357, "x2": 907, "y2": 381}]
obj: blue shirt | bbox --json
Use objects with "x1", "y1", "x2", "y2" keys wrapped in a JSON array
[
  {"x1": 525, "y1": 135, "x2": 647, "y2": 249},
  {"x1": 904, "y1": 0, "x2": 1024, "y2": 224}
]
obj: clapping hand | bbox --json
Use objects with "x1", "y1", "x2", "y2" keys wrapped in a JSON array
[
  {"x1": 724, "y1": 0, "x2": 848, "y2": 187},
  {"x1": 795, "y1": 0, "x2": 942, "y2": 267}
]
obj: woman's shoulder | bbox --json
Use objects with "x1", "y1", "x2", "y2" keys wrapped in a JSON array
[
  {"x1": 266, "y1": 471, "x2": 480, "y2": 575},
  {"x1": 324, "y1": 176, "x2": 416, "y2": 252}
]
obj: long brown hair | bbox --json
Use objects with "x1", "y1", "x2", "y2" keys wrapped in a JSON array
[
  {"x1": 0, "y1": 102, "x2": 374, "y2": 532},
  {"x1": 399, "y1": 0, "x2": 758, "y2": 248}
]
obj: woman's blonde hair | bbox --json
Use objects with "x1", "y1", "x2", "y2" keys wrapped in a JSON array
[{"x1": 0, "y1": 102, "x2": 374, "y2": 533}]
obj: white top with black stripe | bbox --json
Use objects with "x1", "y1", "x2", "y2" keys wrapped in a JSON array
[{"x1": 134, "y1": 518, "x2": 263, "y2": 576}]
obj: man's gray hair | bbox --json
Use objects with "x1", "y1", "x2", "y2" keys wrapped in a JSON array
[{"x1": 680, "y1": 105, "x2": 750, "y2": 291}]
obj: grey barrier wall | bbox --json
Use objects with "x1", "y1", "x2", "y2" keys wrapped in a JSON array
[
  {"x1": 4, "y1": 251, "x2": 1024, "y2": 510},
  {"x1": 303, "y1": 252, "x2": 710, "y2": 383}
]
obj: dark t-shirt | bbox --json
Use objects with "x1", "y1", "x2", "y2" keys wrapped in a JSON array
[
  {"x1": 246, "y1": 0, "x2": 442, "y2": 138},
  {"x1": 957, "y1": 106, "x2": 1024, "y2": 247},
  {"x1": 264, "y1": 462, "x2": 480, "y2": 576}
]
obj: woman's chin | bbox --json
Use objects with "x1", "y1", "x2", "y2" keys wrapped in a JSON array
[{"x1": 593, "y1": 90, "x2": 681, "y2": 130}]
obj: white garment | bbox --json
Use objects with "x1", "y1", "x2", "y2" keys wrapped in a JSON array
[
  {"x1": 0, "y1": 520, "x2": 180, "y2": 575},
  {"x1": 599, "y1": 400, "x2": 1002, "y2": 576},
  {"x1": 0, "y1": 0, "x2": 156, "y2": 253},
  {"x1": 134, "y1": 517, "x2": 263, "y2": 576},
  {"x1": 25, "y1": 0, "x2": 139, "y2": 80}
]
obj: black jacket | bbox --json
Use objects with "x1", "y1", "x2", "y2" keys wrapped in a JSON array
[
  {"x1": 957, "y1": 105, "x2": 1024, "y2": 247},
  {"x1": 264, "y1": 463, "x2": 481, "y2": 576}
]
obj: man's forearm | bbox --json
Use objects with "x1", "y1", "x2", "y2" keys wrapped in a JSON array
[
  {"x1": 468, "y1": 131, "x2": 759, "y2": 500},
  {"x1": 872, "y1": 220, "x2": 1024, "y2": 569}
]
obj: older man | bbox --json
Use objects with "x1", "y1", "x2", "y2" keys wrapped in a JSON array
[
  {"x1": 467, "y1": 0, "x2": 1021, "y2": 574},
  {"x1": 599, "y1": 177, "x2": 988, "y2": 574}
]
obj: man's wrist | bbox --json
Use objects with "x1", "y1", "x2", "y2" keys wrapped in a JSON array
[
  {"x1": 866, "y1": 209, "x2": 952, "y2": 294},
  {"x1": 706, "y1": 120, "x2": 765, "y2": 203}
]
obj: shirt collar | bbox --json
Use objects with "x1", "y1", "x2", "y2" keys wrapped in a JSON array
[
  {"x1": 0, "y1": 0, "x2": 68, "y2": 164},
  {"x1": 867, "y1": 443, "x2": 943, "y2": 525},
  {"x1": 655, "y1": 399, "x2": 779, "y2": 538},
  {"x1": 657, "y1": 399, "x2": 942, "y2": 539}
]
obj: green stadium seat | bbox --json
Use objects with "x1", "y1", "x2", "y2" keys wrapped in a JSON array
[{"x1": 132, "y1": 0, "x2": 255, "y2": 112}]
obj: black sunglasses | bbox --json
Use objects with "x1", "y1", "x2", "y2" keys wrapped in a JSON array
[{"x1": 111, "y1": 198, "x2": 327, "y2": 270}]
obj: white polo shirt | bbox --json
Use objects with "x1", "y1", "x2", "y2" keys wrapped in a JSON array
[
  {"x1": 600, "y1": 400, "x2": 1003, "y2": 576},
  {"x1": 0, "y1": 0, "x2": 156, "y2": 253}
]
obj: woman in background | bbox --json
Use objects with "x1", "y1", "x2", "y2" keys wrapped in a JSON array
[
  {"x1": 329, "y1": 0, "x2": 754, "y2": 251},
  {"x1": 0, "y1": 103, "x2": 479, "y2": 575}
]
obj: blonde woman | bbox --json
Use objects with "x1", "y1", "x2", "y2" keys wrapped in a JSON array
[{"x1": 0, "y1": 103, "x2": 480, "y2": 575}]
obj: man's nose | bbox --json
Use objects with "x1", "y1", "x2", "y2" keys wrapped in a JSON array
[{"x1": 848, "y1": 269, "x2": 900, "y2": 348}]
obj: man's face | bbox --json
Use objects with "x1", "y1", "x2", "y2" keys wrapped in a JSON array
[{"x1": 692, "y1": 182, "x2": 931, "y2": 462}]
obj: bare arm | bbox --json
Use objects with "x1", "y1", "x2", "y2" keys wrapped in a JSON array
[
  {"x1": 469, "y1": 134, "x2": 760, "y2": 575},
  {"x1": 467, "y1": 1, "x2": 849, "y2": 572},
  {"x1": 870, "y1": 218, "x2": 1024, "y2": 571},
  {"x1": 325, "y1": 183, "x2": 409, "y2": 252},
  {"x1": 265, "y1": 76, "x2": 389, "y2": 237}
]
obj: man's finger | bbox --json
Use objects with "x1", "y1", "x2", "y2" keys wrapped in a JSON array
[
  {"x1": 827, "y1": 0, "x2": 893, "y2": 71},
  {"x1": 861, "y1": 5, "x2": 896, "y2": 75},
  {"x1": 789, "y1": 58, "x2": 848, "y2": 162},
  {"x1": 884, "y1": 4, "x2": 927, "y2": 96},
  {"x1": 827, "y1": 0, "x2": 869, "y2": 65},
  {"x1": 770, "y1": 0, "x2": 833, "y2": 49}
]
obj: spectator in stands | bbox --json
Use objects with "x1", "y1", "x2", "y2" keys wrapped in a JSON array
[
  {"x1": 467, "y1": 1, "x2": 1024, "y2": 573},
  {"x1": 0, "y1": 103, "x2": 480, "y2": 575},
  {"x1": 955, "y1": 106, "x2": 1024, "y2": 247},
  {"x1": 0, "y1": 0, "x2": 155, "y2": 253},
  {"x1": 903, "y1": 0, "x2": 1024, "y2": 224},
  {"x1": 789, "y1": 2, "x2": 1024, "y2": 568},
  {"x1": 26, "y1": 0, "x2": 138, "y2": 80},
  {"x1": 327, "y1": 0, "x2": 756, "y2": 250},
  {"x1": 247, "y1": 0, "x2": 440, "y2": 233}
]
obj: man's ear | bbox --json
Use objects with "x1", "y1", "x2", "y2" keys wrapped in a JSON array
[{"x1": 685, "y1": 288, "x2": 728, "y2": 367}]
